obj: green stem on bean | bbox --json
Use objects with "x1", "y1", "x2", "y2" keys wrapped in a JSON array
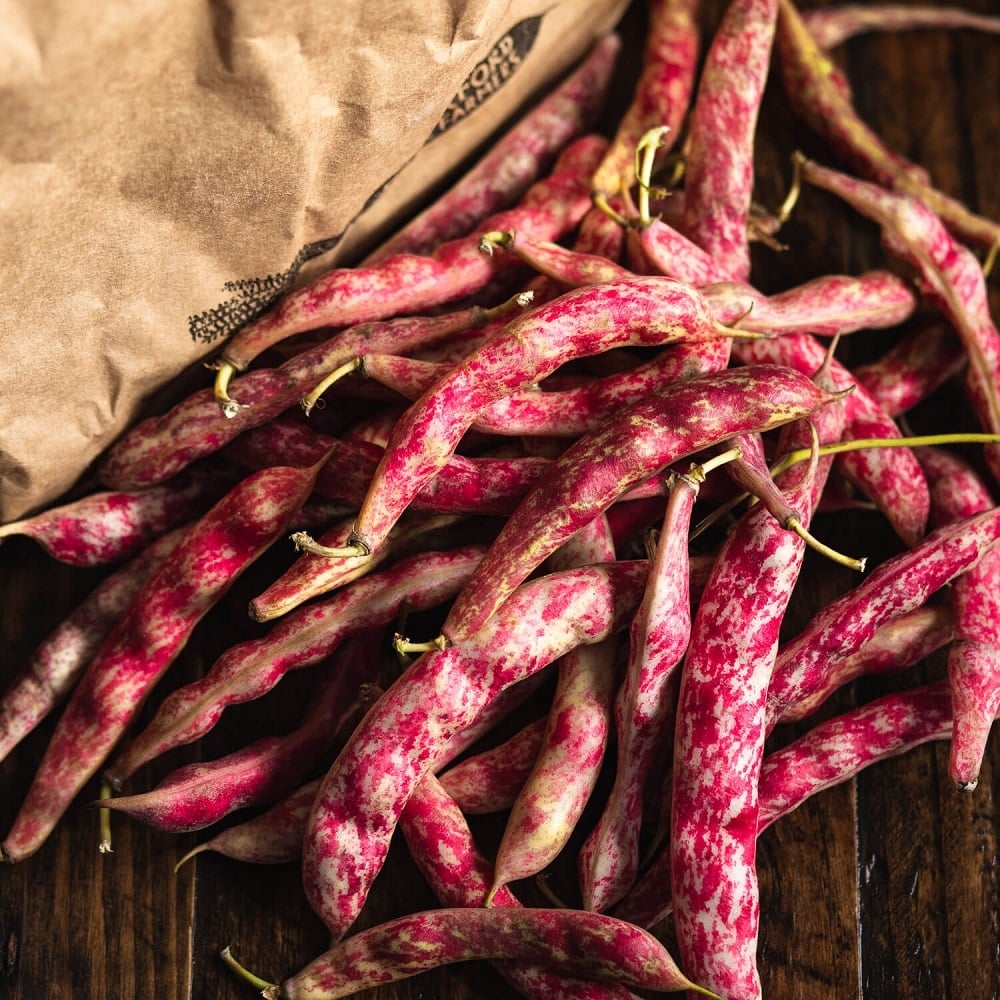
[
  {"x1": 634, "y1": 126, "x2": 672, "y2": 227},
  {"x1": 693, "y1": 431, "x2": 1000, "y2": 543},
  {"x1": 220, "y1": 946, "x2": 277, "y2": 992}
]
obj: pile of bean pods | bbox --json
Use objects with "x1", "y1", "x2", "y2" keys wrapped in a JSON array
[{"x1": 2, "y1": 0, "x2": 1000, "y2": 997}]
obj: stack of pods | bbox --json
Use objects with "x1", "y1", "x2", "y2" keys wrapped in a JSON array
[{"x1": 2, "y1": 1, "x2": 1000, "y2": 997}]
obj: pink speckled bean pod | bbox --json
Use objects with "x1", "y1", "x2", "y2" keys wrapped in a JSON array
[
  {"x1": 178, "y1": 673, "x2": 552, "y2": 871},
  {"x1": 362, "y1": 35, "x2": 622, "y2": 265},
  {"x1": 0, "y1": 466, "x2": 237, "y2": 566},
  {"x1": 177, "y1": 778, "x2": 321, "y2": 868},
  {"x1": 776, "y1": 0, "x2": 998, "y2": 250},
  {"x1": 104, "y1": 546, "x2": 485, "y2": 787},
  {"x1": 177, "y1": 672, "x2": 552, "y2": 869},
  {"x1": 436, "y1": 715, "x2": 548, "y2": 815},
  {"x1": 227, "y1": 418, "x2": 567, "y2": 521},
  {"x1": 802, "y1": 3, "x2": 1000, "y2": 50},
  {"x1": 637, "y1": 211, "x2": 731, "y2": 287},
  {"x1": 0, "y1": 525, "x2": 187, "y2": 766},
  {"x1": 248, "y1": 512, "x2": 393, "y2": 623},
  {"x1": 263, "y1": 906, "x2": 706, "y2": 1000},
  {"x1": 615, "y1": 679, "x2": 958, "y2": 931},
  {"x1": 101, "y1": 300, "x2": 526, "y2": 493},
  {"x1": 337, "y1": 275, "x2": 740, "y2": 560},
  {"x1": 759, "y1": 679, "x2": 958, "y2": 825},
  {"x1": 577, "y1": 468, "x2": 701, "y2": 914},
  {"x1": 1, "y1": 456, "x2": 331, "y2": 862},
  {"x1": 349, "y1": 342, "x2": 717, "y2": 439},
  {"x1": 490, "y1": 515, "x2": 620, "y2": 894},
  {"x1": 702, "y1": 269, "x2": 917, "y2": 337},
  {"x1": 767, "y1": 505, "x2": 1000, "y2": 726},
  {"x1": 681, "y1": 0, "x2": 779, "y2": 282},
  {"x1": 441, "y1": 363, "x2": 843, "y2": 643},
  {"x1": 769, "y1": 602, "x2": 955, "y2": 726},
  {"x1": 399, "y1": 774, "x2": 648, "y2": 1000},
  {"x1": 591, "y1": 0, "x2": 701, "y2": 207},
  {"x1": 853, "y1": 321, "x2": 966, "y2": 417},
  {"x1": 249, "y1": 507, "x2": 466, "y2": 623},
  {"x1": 669, "y1": 381, "x2": 843, "y2": 1000},
  {"x1": 101, "y1": 633, "x2": 383, "y2": 831},
  {"x1": 799, "y1": 155, "x2": 1000, "y2": 482},
  {"x1": 413, "y1": 202, "x2": 628, "y2": 370},
  {"x1": 211, "y1": 135, "x2": 609, "y2": 409},
  {"x1": 477, "y1": 235, "x2": 916, "y2": 346},
  {"x1": 492, "y1": 639, "x2": 621, "y2": 867},
  {"x1": 301, "y1": 559, "x2": 649, "y2": 941},
  {"x1": 478, "y1": 227, "x2": 633, "y2": 287},
  {"x1": 918, "y1": 446, "x2": 1000, "y2": 789},
  {"x1": 733, "y1": 332, "x2": 930, "y2": 546}
]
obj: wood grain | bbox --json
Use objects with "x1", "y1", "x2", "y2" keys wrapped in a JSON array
[{"x1": 2, "y1": 0, "x2": 999, "y2": 997}]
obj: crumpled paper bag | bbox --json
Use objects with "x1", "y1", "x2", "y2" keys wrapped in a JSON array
[{"x1": 0, "y1": 0, "x2": 628, "y2": 522}]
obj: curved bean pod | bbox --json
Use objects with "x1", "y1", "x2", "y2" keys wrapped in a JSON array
[
  {"x1": 578, "y1": 468, "x2": 700, "y2": 913},
  {"x1": 441, "y1": 363, "x2": 843, "y2": 642},
  {"x1": 0, "y1": 467, "x2": 237, "y2": 566},
  {"x1": 101, "y1": 634, "x2": 381, "y2": 832},
  {"x1": 105, "y1": 546, "x2": 485, "y2": 786},
  {"x1": 263, "y1": 906, "x2": 706, "y2": 999},
  {"x1": 302, "y1": 559, "x2": 649, "y2": 940},
  {"x1": 400, "y1": 774, "x2": 646, "y2": 1000},
  {"x1": 0, "y1": 525, "x2": 187, "y2": 765},
  {"x1": 801, "y1": 4, "x2": 1000, "y2": 50},
  {"x1": 918, "y1": 446, "x2": 1000, "y2": 788},
  {"x1": 177, "y1": 778, "x2": 321, "y2": 868},
  {"x1": 768, "y1": 505, "x2": 1000, "y2": 723},
  {"x1": 769, "y1": 602, "x2": 955, "y2": 726},
  {"x1": 590, "y1": 0, "x2": 700, "y2": 207},
  {"x1": 339, "y1": 275, "x2": 740, "y2": 559},
  {"x1": 701, "y1": 269, "x2": 917, "y2": 337},
  {"x1": 681, "y1": 0, "x2": 779, "y2": 282},
  {"x1": 2, "y1": 457, "x2": 331, "y2": 862},
  {"x1": 351, "y1": 342, "x2": 714, "y2": 439},
  {"x1": 490, "y1": 515, "x2": 620, "y2": 894},
  {"x1": 670, "y1": 384, "x2": 842, "y2": 999},
  {"x1": 100, "y1": 296, "x2": 525, "y2": 489},
  {"x1": 798, "y1": 155, "x2": 1000, "y2": 482}
]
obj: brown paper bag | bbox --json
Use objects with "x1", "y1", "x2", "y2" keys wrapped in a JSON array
[{"x1": 0, "y1": 0, "x2": 629, "y2": 522}]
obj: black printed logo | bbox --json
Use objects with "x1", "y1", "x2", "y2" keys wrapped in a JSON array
[
  {"x1": 190, "y1": 13, "x2": 543, "y2": 345},
  {"x1": 431, "y1": 15, "x2": 543, "y2": 137}
]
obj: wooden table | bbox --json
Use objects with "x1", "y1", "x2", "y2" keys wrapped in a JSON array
[{"x1": 2, "y1": 0, "x2": 999, "y2": 996}]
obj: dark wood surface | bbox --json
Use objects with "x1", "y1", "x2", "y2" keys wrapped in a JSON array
[{"x1": 2, "y1": 0, "x2": 1000, "y2": 997}]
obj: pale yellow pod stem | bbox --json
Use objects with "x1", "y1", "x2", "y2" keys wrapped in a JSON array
[
  {"x1": 290, "y1": 530, "x2": 369, "y2": 559},
  {"x1": 219, "y1": 946, "x2": 277, "y2": 992},
  {"x1": 590, "y1": 190, "x2": 630, "y2": 227},
  {"x1": 634, "y1": 125, "x2": 672, "y2": 227},
  {"x1": 98, "y1": 780, "x2": 114, "y2": 854},
  {"x1": 392, "y1": 632, "x2": 450, "y2": 655},
  {"x1": 775, "y1": 150, "x2": 806, "y2": 226},
  {"x1": 983, "y1": 233, "x2": 999, "y2": 279},
  {"x1": 773, "y1": 431, "x2": 1000, "y2": 477},
  {"x1": 300, "y1": 357, "x2": 364, "y2": 415},
  {"x1": 694, "y1": 431, "x2": 1000, "y2": 547},
  {"x1": 211, "y1": 360, "x2": 244, "y2": 418},
  {"x1": 787, "y1": 515, "x2": 867, "y2": 571}
]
